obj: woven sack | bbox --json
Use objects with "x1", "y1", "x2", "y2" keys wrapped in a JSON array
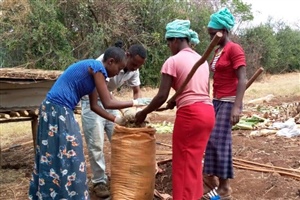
[{"x1": 110, "y1": 125, "x2": 156, "y2": 200}]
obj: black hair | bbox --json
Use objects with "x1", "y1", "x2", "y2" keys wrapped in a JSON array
[
  {"x1": 103, "y1": 47, "x2": 125, "y2": 63},
  {"x1": 128, "y1": 44, "x2": 147, "y2": 59},
  {"x1": 114, "y1": 40, "x2": 124, "y2": 48}
]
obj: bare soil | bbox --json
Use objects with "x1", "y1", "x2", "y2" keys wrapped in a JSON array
[{"x1": 1, "y1": 95, "x2": 300, "y2": 200}]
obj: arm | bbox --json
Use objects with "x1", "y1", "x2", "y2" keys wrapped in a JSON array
[
  {"x1": 135, "y1": 73, "x2": 173, "y2": 123},
  {"x1": 132, "y1": 86, "x2": 141, "y2": 99},
  {"x1": 231, "y1": 66, "x2": 247, "y2": 125},
  {"x1": 89, "y1": 90, "x2": 116, "y2": 122},
  {"x1": 91, "y1": 69, "x2": 133, "y2": 109}
]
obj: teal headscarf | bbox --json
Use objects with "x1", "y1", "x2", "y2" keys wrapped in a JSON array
[
  {"x1": 165, "y1": 19, "x2": 200, "y2": 45},
  {"x1": 208, "y1": 7, "x2": 235, "y2": 31}
]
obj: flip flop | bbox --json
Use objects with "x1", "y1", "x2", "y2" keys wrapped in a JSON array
[
  {"x1": 201, "y1": 187, "x2": 232, "y2": 200},
  {"x1": 201, "y1": 187, "x2": 219, "y2": 200},
  {"x1": 203, "y1": 175, "x2": 219, "y2": 194}
]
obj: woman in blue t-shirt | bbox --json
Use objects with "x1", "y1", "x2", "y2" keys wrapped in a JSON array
[{"x1": 28, "y1": 47, "x2": 146, "y2": 200}]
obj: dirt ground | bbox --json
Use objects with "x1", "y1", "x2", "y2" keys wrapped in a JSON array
[{"x1": 1, "y1": 95, "x2": 300, "y2": 200}]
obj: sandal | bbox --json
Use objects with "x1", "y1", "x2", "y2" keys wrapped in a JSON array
[
  {"x1": 203, "y1": 175, "x2": 219, "y2": 194},
  {"x1": 201, "y1": 187, "x2": 232, "y2": 200}
]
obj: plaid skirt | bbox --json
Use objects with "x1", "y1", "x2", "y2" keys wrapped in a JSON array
[
  {"x1": 29, "y1": 100, "x2": 89, "y2": 200},
  {"x1": 203, "y1": 100, "x2": 234, "y2": 179}
]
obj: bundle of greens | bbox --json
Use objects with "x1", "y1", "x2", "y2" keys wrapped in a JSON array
[
  {"x1": 149, "y1": 121, "x2": 174, "y2": 134},
  {"x1": 232, "y1": 115, "x2": 266, "y2": 130}
]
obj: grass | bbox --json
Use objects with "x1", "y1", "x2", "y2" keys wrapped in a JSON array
[
  {"x1": 0, "y1": 121, "x2": 32, "y2": 149},
  {"x1": 0, "y1": 72, "x2": 299, "y2": 149},
  {"x1": 244, "y1": 72, "x2": 300, "y2": 101}
]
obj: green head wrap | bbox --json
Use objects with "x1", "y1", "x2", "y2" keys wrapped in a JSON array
[
  {"x1": 208, "y1": 7, "x2": 235, "y2": 31},
  {"x1": 165, "y1": 19, "x2": 200, "y2": 45}
]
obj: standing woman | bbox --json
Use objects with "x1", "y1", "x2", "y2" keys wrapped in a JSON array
[
  {"x1": 28, "y1": 47, "x2": 146, "y2": 200},
  {"x1": 135, "y1": 19, "x2": 215, "y2": 200},
  {"x1": 202, "y1": 7, "x2": 247, "y2": 200}
]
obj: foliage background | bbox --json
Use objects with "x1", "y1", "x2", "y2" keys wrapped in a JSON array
[{"x1": 1, "y1": 0, "x2": 299, "y2": 86}]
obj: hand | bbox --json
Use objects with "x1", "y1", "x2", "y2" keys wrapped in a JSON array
[
  {"x1": 231, "y1": 106, "x2": 242, "y2": 125},
  {"x1": 114, "y1": 116, "x2": 126, "y2": 126},
  {"x1": 135, "y1": 110, "x2": 148, "y2": 124},
  {"x1": 123, "y1": 108, "x2": 136, "y2": 122},
  {"x1": 132, "y1": 98, "x2": 152, "y2": 107},
  {"x1": 166, "y1": 101, "x2": 176, "y2": 110}
]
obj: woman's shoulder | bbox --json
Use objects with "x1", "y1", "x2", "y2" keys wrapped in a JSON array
[
  {"x1": 80, "y1": 59, "x2": 101, "y2": 65},
  {"x1": 226, "y1": 41, "x2": 244, "y2": 50}
]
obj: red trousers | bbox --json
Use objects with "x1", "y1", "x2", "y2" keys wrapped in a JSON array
[{"x1": 172, "y1": 102, "x2": 215, "y2": 200}]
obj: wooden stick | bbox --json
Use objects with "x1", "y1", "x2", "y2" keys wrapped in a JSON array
[
  {"x1": 0, "y1": 113, "x2": 10, "y2": 119},
  {"x1": 0, "y1": 117, "x2": 32, "y2": 124},
  {"x1": 156, "y1": 142, "x2": 172, "y2": 148},
  {"x1": 9, "y1": 111, "x2": 20, "y2": 117},
  {"x1": 2, "y1": 140, "x2": 33, "y2": 152},
  {"x1": 155, "y1": 141, "x2": 300, "y2": 177},
  {"x1": 246, "y1": 67, "x2": 264, "y2": 89},
  {"x1": 28, "y1": 109, "x2": 39, "y2": 116},
  {"x1": 156, "y1": 55, "x2": 264, "y2": 112},
  {"x1": 233, "y1": 164, "x2": 300, "y2": 181},
  {"x1": 18, "y1": 110, "x2": 29, "y2": 117},
  {"x1": 31, "y1": 116, "x2": 38, "y2": 153},
  {"x1": 156, "y1": 150, "x2": 172, "y2": 155},
  {"x1": 156, "y1": 32, "x2": 223, "y2": 111},
  {"x1": 233, "y1": 158, "x2": 300, "y2": 173}
]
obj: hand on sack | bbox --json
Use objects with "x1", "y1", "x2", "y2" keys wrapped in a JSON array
[
  {"x1": 114, "y1": 116, "x2": 126, "y2": 126},
  {"x1": 135, "y1": 110, "x2": 148, "y2": 124},
  {"x1": 132, "y1": 98, "x2": 152, "y2": 107},
  {"x1": 123, "y1": 108, "x2": 137, "y2": 122}
]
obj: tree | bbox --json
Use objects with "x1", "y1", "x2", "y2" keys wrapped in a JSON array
[
  {"x1": 1, "y1": 0, "x2": 75, "y2": 69},
  {"x1": 240, "y1": 25, "x2": 280, "y2": 74},
  {"x1": 275, "y1": 26, "x2": 300, "y2": 72}
]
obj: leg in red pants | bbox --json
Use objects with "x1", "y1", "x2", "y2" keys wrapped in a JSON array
[{"x1": 172, "y1": 102, "x2": 215, "y2": 200}]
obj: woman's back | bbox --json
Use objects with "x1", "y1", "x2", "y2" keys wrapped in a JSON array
[
  {"x1": 162, "y1": 48, "x2": 211, "y2": 108},
  {"x1": 47, "y1": 59, "x2": 107, "y2": 110}
]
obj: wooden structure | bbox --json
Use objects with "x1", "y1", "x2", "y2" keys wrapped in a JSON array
[{"x1": 0, "y1": 68, "x2": 63, "y2": 150}]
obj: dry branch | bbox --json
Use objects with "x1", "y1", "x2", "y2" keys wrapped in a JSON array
[{"x1": 155, "y1": 142, "x2": 300, "y2": 181}]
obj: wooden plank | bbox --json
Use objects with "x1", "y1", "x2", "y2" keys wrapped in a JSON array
[
  {"x1": 0, "y1": 80, "x2": 56, "y2": 89},
  {"x1": 0, "y1": 81, "x2": 54, "y2": 111},
  {"x1": 19, "y1": 110, "x2": 29, "y2": 117},
  {"x1": 0, "y1": 113, "x2": 10, "y2": 119},
  {"x1": 0, "y1": 68, "x2": 62, "y2": 80},
  {"x1": 28, "y1": 109, "x2": 39, "y2": 116},
  {"x1": 9, "y1": 111, "x2": 20, "y2": 117},
  {"x1": 0, "y1": 117, "x2": 32, "y2": 123}
]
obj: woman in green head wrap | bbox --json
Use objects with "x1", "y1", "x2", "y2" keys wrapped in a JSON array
[
  {"x1": 165, "y1": 19, "x2": 200, "y2": 49},
  {"x1": 202, "y1": 8, "x2": 247, "y2": 200},
  {"x1": 135, "y1": 19, "x2": 215, "y2": 199}
]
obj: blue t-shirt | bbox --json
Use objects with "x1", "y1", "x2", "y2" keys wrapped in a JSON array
[{"x1": 47, "y1": 59, "x2": 108, "y2": 110}]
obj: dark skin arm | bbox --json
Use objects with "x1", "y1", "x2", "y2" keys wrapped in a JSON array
[
  {"x1": 231, "y1": 66, "x2": 247, "y2": 125},
  {"x1": 132, "y1": 86, "x2": 141, "y2": 99},
  {"x1": 135, "y1": 73, "x2": 173, "y2": 123},
  {"x1": 88, "y1": 68, "x2": 134, "y2": 121},
  {"x1": 89, "y1": 90, "x2": 116, "y2": 122}
]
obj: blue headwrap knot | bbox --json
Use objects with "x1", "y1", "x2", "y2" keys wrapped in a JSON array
[{"x1": 208, "y1": 7, "x2": 235, "y2": 31}]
